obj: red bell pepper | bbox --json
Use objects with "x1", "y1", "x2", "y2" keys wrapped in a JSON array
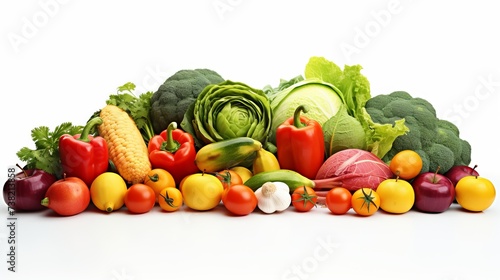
[
  {"x1": 59, "y1": 117, "x2": 109, "y2": 187},
  {"x1": 276, "y1": 105, "x2": 325, "y2": 179},
  {"x1": 147, "y1": 122, "x2": 199, "y2": 185}
]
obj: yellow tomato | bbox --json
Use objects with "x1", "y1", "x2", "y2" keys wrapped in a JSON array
[
  {"x1": 144, "y1": 168, "x2": 176, "y2": 203},
  {"x1": 230, "y1": 166, "x2": 253, "y2": 183},
  {"x1": 158, "y1": 187, "x2": 183, "y2": 212},
  {"x1": 376, "y1": 178, "x2": 415, "y2": 214},
  {"x1": 455, "y1": 176, "x2": 496, "y2": 212},
  {"x1": 181, "y1": 173, "x2": 224, "y2": 211},
  {"x1": 351, "y1": 188, "x2": 380, "y2": 216}
]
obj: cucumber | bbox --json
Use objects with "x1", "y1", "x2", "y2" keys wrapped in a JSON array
[
  {"x1": 195, "y1": 137, "x2": 262, "y2": 173},
  {"x1": 244, "y1": 169, "x2": 315, "y2": 192}
]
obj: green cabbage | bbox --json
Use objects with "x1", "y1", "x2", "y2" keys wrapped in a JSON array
[
  {"x1": 305, "y1": 56, "x2": 409, "y2": 159},
  {"x1": 322, "y1": 106, "x2": 366, "y2": 156},
  {"x1": 267, "y1": 78, "x2": 345, "y2": 144},
  {"x1": 181, "y1": 80, "x2": 272, "y2": 148}
]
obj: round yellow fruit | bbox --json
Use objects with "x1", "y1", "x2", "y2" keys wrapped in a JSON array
[
  {"x1": 230, "y1": 166, "x2": 253, "y2": 183},
  {"x1": 376, "y1": 178, "x2": 415, "y2": 214},
  {"x1": 455, "y1": 175, "x2": 496, "y2": 212},
  {"x1": 90, "y1": 172, "x2": 128, "y2": 213},
  {"x1": 180, "y1": 173, "x2": 223, "y2": 211}
]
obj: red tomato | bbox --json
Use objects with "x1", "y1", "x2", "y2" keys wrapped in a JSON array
[
  {"x1": 221, "y1": 184, "x2": 257, "y2": 216},
  {"x1": 41, "y1": 177, "x2": 90, "y2": 216},
  {"x1": 291, "y1": 186, "x2": 317, "y2": 212},
  {"x1": 325, "y1": 187, "x2": 352, "y2": 215},
  {"x1": 124, "y1": 184, "x2": 156, "y2": 214}
]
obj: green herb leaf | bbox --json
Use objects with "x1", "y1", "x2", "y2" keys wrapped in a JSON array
[
  {"x1": 101, "y1": 82, "x2": 155, "y2": 144},
  {"x1": 16, "y1": 122, "x2": 83, "y2": 178}
]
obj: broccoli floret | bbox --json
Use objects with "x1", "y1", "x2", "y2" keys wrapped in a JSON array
[
  {"x1": 437, "y1": 119, "x2": 460, "y2": 136},
  {"x1": 458, "y1": 139, "x2": 472, "y2": 166},
  {"x1": 365, "y1": 93, "x2": 397, "y2": 110},
  {"x1": 365, "y1": 91, "x2": 472, "y2": 174},
  {"x1": 414, "y1": 149, "x2": 430, "y2": 175},
  {"x1": 434, "y1": 126, "x2": 462, "y2": 163},
  {"x1": 424, "y1": 143, "x2": 455, "y2": 174},
  {"x1": 149, "y1": 69, "x2": 224, "y2": 134}
]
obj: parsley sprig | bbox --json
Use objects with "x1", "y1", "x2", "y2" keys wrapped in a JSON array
[
  {"x1": 16, "y1": 122, "x2": 83, "y2": 178},
  {"x1": 92, "y1": 82, "x2": 155, "y2": 145}
]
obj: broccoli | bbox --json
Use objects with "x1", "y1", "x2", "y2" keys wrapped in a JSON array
[
  {"x1": 365, "y1": 91, "x2": 472, "y2": 174},
  {"x1": 149, "y1": 68, "x2": 224, "y2": 134}
]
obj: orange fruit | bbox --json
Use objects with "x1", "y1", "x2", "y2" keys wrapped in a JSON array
[
  {"x1": 144, "y1": 168, "x2": 176, "y2": 203},
  {"x1": 389, "y1": 150, "x2": 423, "y2": 180}
]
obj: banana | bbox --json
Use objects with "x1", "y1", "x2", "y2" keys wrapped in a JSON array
[
  {"x1": 252, "y1": 149, "x2": 280, "y2": 174},
  {"x1": 244, "y1": 169, "x2": 315, "y2": 192},
  {"x1": 195, "y1": 137, "x2": 262, "y2": 173}
]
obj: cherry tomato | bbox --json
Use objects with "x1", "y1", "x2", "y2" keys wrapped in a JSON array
[
  {"x1": 455, "y1": 176, "x2": 496, "y2": 212},
  {"x1": 158, "y1": 187, "x2": 183, "y2": 212},
  {"x1": 377, "y1": 178, "x2": 415, "y2": 214},
  {"x1": 351, "y1": 188, "x2": 380, "y2": 216},
  {"x1": 215, "y1": 170, "x2": 243, "y2": 190},
  {"x1": 144, "y1": 168, "x2": 176, "y2": 203},
  {"x1": 222, "y1": 184, "x2": 257, "y2": 216},
  {"x1": 124, "y1": 184, "x2": 156, "y2": 214},
  {"x1": 291, "y1": 186, "x2": 317, "y2": 212},
  {"x1": 389, "y1": 150, "x2": 423, "y2": 180},
  {"x1": 181, "y1": 173, "x2": 224, "y2": 211},
  {"x1": 325, "y1": 187, "x2": 352, "y2": 215}
]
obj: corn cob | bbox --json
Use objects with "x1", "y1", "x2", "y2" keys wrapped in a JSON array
[{"x1": 98, "y1": 104, "x2": 151, "y2": 184}]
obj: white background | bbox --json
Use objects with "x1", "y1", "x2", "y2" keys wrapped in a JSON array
[{"x1": 1, "y1": 0, "x2": 499, "y2": 279}]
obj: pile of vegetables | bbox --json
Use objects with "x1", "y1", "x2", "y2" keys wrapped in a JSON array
[{"x1": 5, "y1": 55, "x2": 493, "y2": 218}]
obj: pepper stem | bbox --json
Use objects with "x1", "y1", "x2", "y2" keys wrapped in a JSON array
[
  {"x1": 41, "y1": 197, "x2": 49, "y2": 207},
  {"x1": 293, "y1": 105, "x2": 309, "y2": 128},
  {"x1": 161, "y1": 122, "x2": 181, "y2": 153},
  {"x1": 79, "y1": 117, "x2": 103, "y2": 142}
]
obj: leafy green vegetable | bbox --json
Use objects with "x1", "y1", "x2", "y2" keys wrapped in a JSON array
[
  {"x1": 93, "y1": 82, "x2": 155, "y2": 144},
  {"x1": 16, "y1": 122, "x2": 83, "y2": 178},
  {"x1": 263, "y1": 75, "x2": 304, "y2": 96},
  {"x1": 322, "y1": 105, "x2": 366, "y2": 156},
  {"x1": 266, "y1": 78, "x2": 345, "y2": 144},
  {"x1": 181, "y1": 80, "x2": 272, "y2": 148},
  {"x1": 304, "y1": 56, "x2": 408, "y2": 159}
]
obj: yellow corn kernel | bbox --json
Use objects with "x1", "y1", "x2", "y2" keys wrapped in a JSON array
[{"x1": 98, "y1": 105, "x2": 151, "y2": 184}]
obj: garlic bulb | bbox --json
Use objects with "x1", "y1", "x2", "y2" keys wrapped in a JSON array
[{"x1": 254, "y1": 181, "x2": 291, "y2": 214}]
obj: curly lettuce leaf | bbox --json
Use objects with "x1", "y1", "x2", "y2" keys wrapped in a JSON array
[{"x1": 305, "y1": 56, "x2": 408, "y2": 159}]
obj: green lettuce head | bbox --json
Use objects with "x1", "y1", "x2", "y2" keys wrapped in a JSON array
[{"x1": 181, "y1": 80, "x2": 272, "y2": 147}]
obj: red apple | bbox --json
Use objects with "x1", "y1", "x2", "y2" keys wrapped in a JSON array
[
  {"x1": 444, "y1": 165, "x2": 479, "y2": 186},
  {"x1": 412, "y1": 170, "x2": 455, "y2": 213},
  {"x1": 3, "y1": 167, "x2": 57, "y2": 211}
]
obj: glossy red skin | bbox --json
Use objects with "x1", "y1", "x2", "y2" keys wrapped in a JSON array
[
  {"x1": 444, "y1": 165, "x2": 479, "y2": 186},
  {"x1": 124, "y1": 184, "x2": 156, "y2": 214},
  {"x1": 412, "y1": 172, "x2": 455, "y2": 213},
  {"x1": 148, "y1": 129, "x2": 199, "y2": 185},
  {"x1": 222, "y1": 185, "x2": 257, "y2": 216},
  {"x1": 3, "y1": 169, "x2": 57, "y2": 211},
  {"x1": 59, "y1": 133, "x2": 109, "y2": 187},
  {"x1": 43, "y1": 177, "x2": 90, "y2": 216}
]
